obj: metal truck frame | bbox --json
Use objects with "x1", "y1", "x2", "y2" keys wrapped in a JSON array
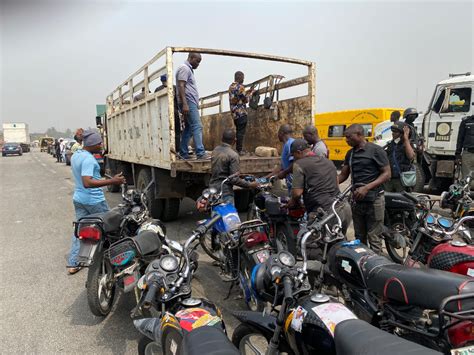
[{"x1": 100, "y1": 46, "x2": 315, "y2": 221}]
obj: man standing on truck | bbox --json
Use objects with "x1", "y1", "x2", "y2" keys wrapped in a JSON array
[
  {"x1": 385, "y1": 122, "x2": 415, "y2": 192},
  {"x1": 338, "y1": 124, "x2": 391, "y2": 254},
  {"x1": 455, "y1": 115, "x2": 474, "y2": 185},
  {"x1": 67, "y1": 130, "x2": 126, "y2": 274},
  {"x1": 302, "y1": 125, "x2": 329, "y2": 158},
  {"x1": 177, "y1": 52, "x2": 210, "y2": 160},
  {"x1": 209, "y1": 128, "x2": 259, "y2": 204},
  {"x1": 229, "y1": 71, "x2": 255, "y2": 155}
]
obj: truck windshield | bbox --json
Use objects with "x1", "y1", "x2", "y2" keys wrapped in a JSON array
[{"x1": 439, "y1": 87, "x2": 471, "y2": 113}]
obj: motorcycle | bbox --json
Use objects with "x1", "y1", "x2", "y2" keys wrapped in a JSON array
[
  {"x1": 231, "y1": 187, "x2": 361, "y2": 355},
  {"x1": 197, "y1": 175, "x2": 272, "y2": 312},
  {"x1": 132, "y1": 215, "x2": 236, "y2": 355},
  {"x1": 247, "y1": 176, "x2": 306, "y2": 256},
  {"x1": 74, "y1": 182, "x2": 167, "y2": 316},
  {"x1": 309, "y1": 194, "x2": 474, "y2": 353}
]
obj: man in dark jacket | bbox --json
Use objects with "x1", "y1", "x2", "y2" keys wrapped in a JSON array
[
  {"x1": 210, "y1": 129, "x2": 259, "y2": 204},
  {"x1": 456, "y1": 115, "x2": 474, "y2": 185},
  {"x1": 385, "y1": 121, "x2": 415, "y2": 192}
]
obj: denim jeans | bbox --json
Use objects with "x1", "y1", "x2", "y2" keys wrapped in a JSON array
[
  {"x1": 179, "y1": 102, "x2": 205, "y2": 158},
  {"x1": 68, "y1": 200, "x2": 109, "y2": 267}
]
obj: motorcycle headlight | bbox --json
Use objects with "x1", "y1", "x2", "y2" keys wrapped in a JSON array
[{"x1": 278, "y1": 251, "x2": 295, "y2": 267}]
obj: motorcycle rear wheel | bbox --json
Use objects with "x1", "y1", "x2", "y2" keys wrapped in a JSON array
[
  {"x1": 86, "y1": 251, "x2": 115, "y2": 317},
  {"x1": 232, "y1": 324, "x2": 270, "y2": 355},
  {"x1": 385, "y1": 220, "x2": 411, "y2": 264},
  {"x1": 138, "y1": 337, "x2": 162, "y2": 355}
]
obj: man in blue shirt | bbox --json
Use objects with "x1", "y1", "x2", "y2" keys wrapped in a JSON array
[
  {"x1": 67, "y1": 130, "x2": 125, "y2": 274},
  {"x1": 270, "y1": 124, "x2": 294, "y2": 193},
  {"x1": 176, "y1": 52, "x2": 210, "y2": 160}
]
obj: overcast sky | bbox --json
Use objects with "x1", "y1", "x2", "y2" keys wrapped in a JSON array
[{"x1": 1, "y1": 0, "x2": 473, "y2": 133}]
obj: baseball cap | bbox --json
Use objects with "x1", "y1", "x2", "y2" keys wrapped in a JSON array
[
  {"x1": 391, "y1": 121, "x2": 405, "y2": 133},
  {"x1": 290, "y1": 139, "x2": 310, "y2": 154}
]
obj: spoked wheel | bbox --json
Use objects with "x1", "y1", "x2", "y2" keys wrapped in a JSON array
[
  {"x1": 232, "y1": 324, "x2": 270, "y2": 355},
  {"x1": 385, "y1": 221, "x2": 411, "y2": 264},
  {"x1": 86, "y1": 251, "x2": 115, "y2": 316},
  {"x1": 242, "y1": 267, "x2": 264, "y2": 312},
  {"x1": 275, "y1": 223, "x2": 296, "y2": 256},
  {"x1": 199, "y1": 232, "x2": 222, "y2": 262},
  {"x1": 138, "y1": 337, "x2": 162, "y2": 355}
]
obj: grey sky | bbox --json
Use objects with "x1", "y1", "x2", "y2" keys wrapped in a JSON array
[{"x1": 1, "y1": 0, "x2": 473, "y2": 133}]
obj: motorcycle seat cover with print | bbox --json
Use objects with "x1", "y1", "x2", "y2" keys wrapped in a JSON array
[
  {"x1": 335, "y1": 319, "x2": 442, "y2": 355},
  {"x1": 180, "y1": 326, "x2": 239, "y2": 355},
  {"x1": 363, "y1": 254, "x2": 474, "y2": 312}
]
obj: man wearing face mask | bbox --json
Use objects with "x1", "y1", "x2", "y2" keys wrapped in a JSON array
[{"x1": 385, "y1": 121, "x2": 415, "y2": 192}]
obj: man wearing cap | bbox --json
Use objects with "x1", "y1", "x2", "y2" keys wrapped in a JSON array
[
  {"x1": 67, "y1": 130, "x2": 126, "y2": 274},
  {"x1": 71, "y1": 128, "x2": 84, "y2": 154},
  {"x1": 385, "y1": 122, "x2": 415, "y2": 192},
  {"x1": 289, "y1": 139, "x2": 351, "y2": 233},
  {"x1": 155, "y1": 74, "x2": 180, "y2": 151}
]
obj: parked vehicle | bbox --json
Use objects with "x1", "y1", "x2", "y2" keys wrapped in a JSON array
[
  {"x1": 132, "y1": 216, "x2": 226, "y2": 355},
  {"x1": 231, "y1": 188, "x2": 359, "y2": 355},
  {"x1": 3, "y1": 122, "x2": 30, "y2": 152},
  {"x1": 100, "y1": 46, "x2": 315, "y2": 221},
  {"x1": 39, "y1": 137, "x2": 54, "y2": 152},
  {"x1": 2, "y1": 142, "x2": 23, "y2": 156},
  {"x1": 247, "y1": 177, "x2": 306, "y2": 257},
  {"x1": 315, "y1": 108, "x2": 403, "y2": 162},
  {"x1": 417, "y1": 72, "x2": 474, "y2": 192},
  {"x1": 197, "y1": 175, "x2": 271, "y2": 312},
  {"x1": 74, "y1": 183, "x2": 165, "y2": 316},
  {"x1": 308, "y1": 195, "x2": 474, "y2": 353}
]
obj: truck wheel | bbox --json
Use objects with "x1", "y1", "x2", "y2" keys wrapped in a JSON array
[
  {"x1": 234, "y1": 189, "x2": 251, "y2": 213},
  {"x1": 137, "y1": 168, "x2": 163, "y2": 218},
  {"x1": 429, "y1": 177, "x2": 452, "y2": 194},
  {"x1": 161, "y1": 198, "x2": 180, "y2": 221},
  {"x1": 413, "y1": 163, "x2": 426, "y2": 193}
]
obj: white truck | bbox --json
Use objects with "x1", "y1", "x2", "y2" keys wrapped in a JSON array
[
  {"x1": 2, "y1": 122, "x2": 30, "y2": 152},
  {"x1": 98, "y1": 46, "x2": 315, "y2": 221},
  {"x1": 417, "y1": 73, "x2": 473, "y2": 191}
]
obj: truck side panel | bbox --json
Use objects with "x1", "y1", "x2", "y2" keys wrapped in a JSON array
[{"x1": 106, "y1": 93, "x2": 172, "y2": 169}]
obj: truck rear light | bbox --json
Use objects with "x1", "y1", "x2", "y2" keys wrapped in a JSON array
[{"x1": 78, "y1": 225, "x2": 101, "y2": 241}]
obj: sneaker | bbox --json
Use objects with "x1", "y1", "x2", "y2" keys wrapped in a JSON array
[
  {"x1": 177, "y1": 153, "x2": 190, "y2": 160},
  {"x1": 197, "y1": 153, "x2": 211, "y2": 160}
]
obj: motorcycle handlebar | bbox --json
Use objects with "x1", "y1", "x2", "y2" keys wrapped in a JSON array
[
  {"x1": 142, "y1": 280, "x2": 160, "y2": 309},
  {"x1": 282, "y1": 276, "x2": 293, "y2": 306}
]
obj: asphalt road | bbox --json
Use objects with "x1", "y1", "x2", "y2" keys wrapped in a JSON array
[{"x1": 0, "y1": 149, "x2": 250, "y2": 354}]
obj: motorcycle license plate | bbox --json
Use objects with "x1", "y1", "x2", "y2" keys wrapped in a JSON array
[
  {"x1": 256, "y1": 250, "x2": 269, "y2": 263},
  {"x1": 451, "y1": 345, "x2": 474, "y2": 355},
  {"x1": 77, "y1": 240, "x2": 99, "y2": 266},
  {"x1": 123, "y1": 270, "x2": 139, "y2": 293}
]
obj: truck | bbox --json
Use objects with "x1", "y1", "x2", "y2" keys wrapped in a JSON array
[
  {"x1": 417, "y1": 72, "x2": 473, "y2": 191},
  {"x1": 98, "y1": 46, "x2": 315, "y2": 221},
  {"x1": 2, "y1": 122, "x2": 30, "y2": 152}
]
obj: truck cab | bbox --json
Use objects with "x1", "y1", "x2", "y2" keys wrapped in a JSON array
[{"x1": 420, "y1": 73, "x2": 473, "y2": 190}]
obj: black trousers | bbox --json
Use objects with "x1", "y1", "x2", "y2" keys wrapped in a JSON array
[{"x1": 233, "y1": 115, "x2": 248, "y2": 153}]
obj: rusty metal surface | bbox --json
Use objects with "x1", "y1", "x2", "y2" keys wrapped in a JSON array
[{"x1": 201, "y1": 96, "x2": 312, "y2": 153}]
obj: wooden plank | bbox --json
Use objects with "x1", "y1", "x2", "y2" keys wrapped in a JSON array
[
  {"x1": 166, "y1": 47, "x2": 176, "y2": 156},
  {"x1": 171, "y1": 47, "x2": 313, "y2": 66},
  {"x1": 170, "y1": 156, "x2": 281, "y2": 174},
  {"x1": 200, "y1": 100, "x2": 221, "y2": 110}
]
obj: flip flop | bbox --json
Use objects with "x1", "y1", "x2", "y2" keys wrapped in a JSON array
[{"x1": 67, "y1": 266, "x2": 82, "y2": 275}]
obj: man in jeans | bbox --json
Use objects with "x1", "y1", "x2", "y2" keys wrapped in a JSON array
[
  {"x1": 228, "y1": 71, "x2": 255, "y2": 155},
  {"x1": 176, "y1": 52, "x2": 210, "y2": 160},
  {"x1": 67, "y1": 130, "x2": 125, "y2": 274},
  {"x1": 338, "y1": 124, "x2": 391, "y2": 254}
]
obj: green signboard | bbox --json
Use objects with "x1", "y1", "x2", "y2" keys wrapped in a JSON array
[{"x1": 96, "y1": 104, "x2": 106, "y2": 117}]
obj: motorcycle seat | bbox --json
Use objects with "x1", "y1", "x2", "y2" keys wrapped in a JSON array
[
  {"x1": 85, "y1": 207, "x2": 125, "y2": 233},
  {"x1": 335, "y1": 319, "x2": 441, "y2": 355},
  {"x1": 132, "y1": 230, "x2": 162, "y2": 256},
  {"x1": 363, "y1": 255, "x2": 474, "y2": 312},
  {"x1": 181, "y1": 326, "x2": 239, "y2": 355}
]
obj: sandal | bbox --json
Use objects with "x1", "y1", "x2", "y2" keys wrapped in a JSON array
[{"x1": 67, "y1": 266, "x2": 82, "y2": 275}]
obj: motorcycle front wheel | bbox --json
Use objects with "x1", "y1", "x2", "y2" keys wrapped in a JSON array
[
  {"x1": 232, "y1": 324, "x2": 270, "y2": 355},
  {"x1": 199, "y1": 232, "x2": 222, "y2": 262},
  {"x1": 86, "y1": 251, "x2": 115, "y2": 317},
  {"x1": 385, "y1": 220, "x2": 411, "y2": 264}
]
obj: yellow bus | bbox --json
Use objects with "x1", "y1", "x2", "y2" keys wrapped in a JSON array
[{"x1": 315, "y1": 108, "x2": 403, "y2": 161}]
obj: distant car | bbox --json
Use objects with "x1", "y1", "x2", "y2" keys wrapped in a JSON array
[
  {"x1": 2, "y1": 143, "x2": 23, "y2": 156},
  {"x1": 20, "y1": 143, "x2": 30, "y2": 153},
  {"x1": 65, "y1": 141, "x2": 76, "y2": 165}
]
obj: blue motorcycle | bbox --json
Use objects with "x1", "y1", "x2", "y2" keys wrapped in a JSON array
[{"x1": 197, "y1": 175, "x2": 271, "y2": 311}]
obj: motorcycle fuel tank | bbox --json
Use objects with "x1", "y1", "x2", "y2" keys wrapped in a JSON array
[{"x1": 427, "y1": 240, "x2": 474, "y2": 277}]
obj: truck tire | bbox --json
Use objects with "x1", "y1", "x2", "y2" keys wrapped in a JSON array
[
  {"x1": 413, "y1": 163, "x2": 426, "y2": 193},
  {"x1": 161, "y1": 198, "x2": 180, "y2": 222},
  {"x1": 234, "y1": 189, "x2": 251, "y2": 213},
  {"x1": 136, "y1": 168, "x2": 164, "y2": 218}
]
